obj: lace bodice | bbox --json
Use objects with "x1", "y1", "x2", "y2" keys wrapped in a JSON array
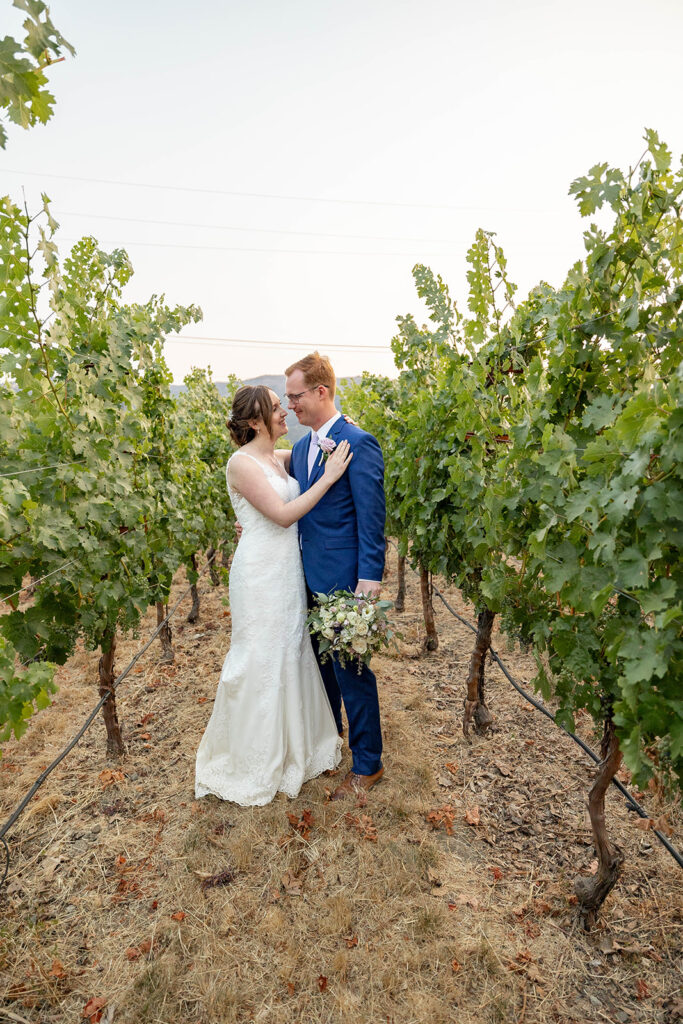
[{"x1": 226, "y1": 451, "x2": 300, "y2": 537}]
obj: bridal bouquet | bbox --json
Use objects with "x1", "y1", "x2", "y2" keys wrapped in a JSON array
[{"x1": 306, "y1": 590, "x2": 396, "y2": 673}]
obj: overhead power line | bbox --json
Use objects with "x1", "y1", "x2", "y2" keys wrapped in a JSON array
[
  {"x1": 165, "y1": 336, "x2": 391, "y2": 352},
  {"x1": 58, "y1": 236, "x2": 457, "y2": 259},
  {"x1": 54, "y1": 209, "x2": 466, "y2": 246},
  {"x1": 0, "y1": 167, "x2": 557, "y2": 214}
]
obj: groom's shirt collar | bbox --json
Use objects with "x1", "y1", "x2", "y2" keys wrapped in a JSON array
[{"x1": 313, "y1": 411, "x2": 341, "y2": 441}]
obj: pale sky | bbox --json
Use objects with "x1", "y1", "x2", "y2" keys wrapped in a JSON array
[{"x1": 3, "y1": 0, "x2": 683, "y2": 382}]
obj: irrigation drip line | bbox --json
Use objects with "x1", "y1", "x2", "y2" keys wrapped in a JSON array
[
  {"x1": 0, "y1": 551, "x2": 221, "y2": 887},
  {"x1": 428, "y1": 583, "x2": 683, "y2": 871},
  {"x1": 387, "y1": 542, "x2": 682, "y2": 870},
  {"x1": 0, "y1": 836, "x2": 8, "y2": 893}
]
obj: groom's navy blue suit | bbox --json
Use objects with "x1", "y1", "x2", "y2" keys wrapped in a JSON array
[{"x1": 290, "y1": 415, "x2": 386, "y2": 776}]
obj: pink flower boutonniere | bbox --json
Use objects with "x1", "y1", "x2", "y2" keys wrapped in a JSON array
[{"x1": 316, "y1": 436, "x2": 337, "y2": 466}]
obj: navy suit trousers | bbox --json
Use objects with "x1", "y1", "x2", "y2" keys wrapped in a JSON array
[{"x1": 306, "y1": 587, "x2": 383, "y2": 776}]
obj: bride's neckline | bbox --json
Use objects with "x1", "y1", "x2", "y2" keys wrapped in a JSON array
[{"x1": 234, "y1": 448, "x2": 288, "y2": 481}]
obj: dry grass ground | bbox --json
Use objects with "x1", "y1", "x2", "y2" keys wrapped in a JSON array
[{"x1": 0, "y1": 559, "x2": 681, "y2": 1024}]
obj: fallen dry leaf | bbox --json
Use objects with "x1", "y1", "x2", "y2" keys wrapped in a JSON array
[
  {"x1": 344, "y1": 812, "x2": 378, "y2": 842},
  {"x1": 317, "y1": 975, "x2": 328, "y2": 992},
  {"x1": 451, "y1": 958, "x2": 462, "y2": 973},
  {"x1": 49, "y1": 959, "x2": 67, "y2": 978},
  {"x1": 288, "y1": 808, "x2": 314, "y2": 840},
  {"x1": 82, "y1": 996, "x2": 107, "y2": 1022},
  {"x1": 200, "y1": 869, "x2": 236, "y2": 891},
  {"x1": 281, "y1": 871, "x2": 303, "y2": 896},
  {"x1": 653, "y1": 814, "x2": 674, "y2": 837},
  {"x1": 41, "y1": 855, "x2": 65, "y2": 881},
  {"x1": 464, "y1": 806, "x2": 481, "y2": 826},
  {"x1": 344, "y1": 934, "x2": 359, "y2": 948},
  {"x1": 636, "y1": 978, "x2": 651, "y2": 1001},
  {"x1": 426, "y1": 804, "x2": 455, "y2": 835},
  {"x1": 98, "y1": 769, "x2": 125, "y2": 789},
  {"x1": 171, "y1": 911, "x2": 186, "y2": 921}
]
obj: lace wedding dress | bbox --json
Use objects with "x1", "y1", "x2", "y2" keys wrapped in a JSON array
[{"x1": 195, "y1": 451, "x2": 342, "y2": 806}]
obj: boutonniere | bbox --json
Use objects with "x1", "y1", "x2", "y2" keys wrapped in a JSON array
[{"x1": 316, "y1": 436, "x2": 337, "y2": 466}]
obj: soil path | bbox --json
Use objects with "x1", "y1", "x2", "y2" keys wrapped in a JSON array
[{"x1": 1, "y1": 558, "x2": 681, "y2": 1024}]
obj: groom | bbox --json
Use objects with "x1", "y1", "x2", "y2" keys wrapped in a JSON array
[{"x1": 285, "y1": 352, "x2": 386, "y2": 800}]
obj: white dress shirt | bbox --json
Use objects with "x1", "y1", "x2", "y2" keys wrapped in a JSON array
[{"x1": 307, "y1": 412, "x2": 341, "y2": 477}]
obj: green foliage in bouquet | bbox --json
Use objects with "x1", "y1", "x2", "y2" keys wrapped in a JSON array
[{"x1": 306, "y1": 590, "x2": 396, "y2": 673}]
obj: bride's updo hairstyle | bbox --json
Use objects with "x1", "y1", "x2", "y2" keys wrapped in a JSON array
[{"x1": 227, "y1": 385, "x2": 274, "y2": 447}]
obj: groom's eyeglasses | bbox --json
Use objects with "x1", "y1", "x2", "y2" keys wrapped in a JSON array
[{"x1": 285, "y1": 385, "x2": 327, "y2": 404}]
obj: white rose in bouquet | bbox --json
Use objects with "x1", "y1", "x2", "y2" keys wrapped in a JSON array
[{"x1": 306, "y1": 590, "x2": 397, "y2": 673}]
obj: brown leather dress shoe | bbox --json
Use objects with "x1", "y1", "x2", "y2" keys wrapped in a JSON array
[{"x1": 330, "y1": 766, "x2": 384, "y2": 801}]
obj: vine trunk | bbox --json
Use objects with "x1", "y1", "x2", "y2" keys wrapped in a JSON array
[
  {"x1": 420, "y1": 565, "x2": 438, "y2": 651},
  {"x1": 187, "y1": 554, "x2": 200, "y2": 623},
  {"x1": 98, "y1": 630, "x2": 125, "y2": 757},
  {"x1": 156, "y1": 602, "x2": 174, "y2": 663},
  {"x1": 574, "y1": 716, "x2": 625, "y2": 928},
  {"x1": 395, "y1": 553, "x2": 406, "y2": 613},
  {"x1": 462, "y1": 607, "x2": 495, "y2": 738}
]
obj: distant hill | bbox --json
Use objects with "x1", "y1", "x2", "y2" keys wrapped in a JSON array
[{"x1": 171, "y1": 374, "x2": 360, "y2": 444}]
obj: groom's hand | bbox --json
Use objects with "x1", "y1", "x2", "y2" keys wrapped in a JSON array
[{"x1": 355, "y1": 579, "x2": 381, "y2": 599}]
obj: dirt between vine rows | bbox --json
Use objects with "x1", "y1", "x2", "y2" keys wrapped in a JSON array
[{"x1": 1, "y1": 559, "x2": 681, "y2": 1024}]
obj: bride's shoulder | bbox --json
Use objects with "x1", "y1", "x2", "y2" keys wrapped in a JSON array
[{"x1": 227, "y1": 449, "x2": 253, "y2": 481}]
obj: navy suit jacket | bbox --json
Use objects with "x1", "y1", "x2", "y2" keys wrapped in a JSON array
[{"x1": 290, "y1": 416, "x2": 386, "y2": 596}]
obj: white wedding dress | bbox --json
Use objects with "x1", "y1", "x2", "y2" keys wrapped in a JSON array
[{"x1": 195, "y1": 451, "x2": 342, "y2": 806}]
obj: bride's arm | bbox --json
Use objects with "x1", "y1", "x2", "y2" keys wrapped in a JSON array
[{"x1": 228, "y1": 443, "x2": 352, "y2": 529}]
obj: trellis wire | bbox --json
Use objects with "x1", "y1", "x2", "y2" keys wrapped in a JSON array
[
  {"x1": 389, "y1": 541, "x2": 682, "y2": 870},
  {"x1": 0, "y1": 550, "x2": 221, "y2": 886}
]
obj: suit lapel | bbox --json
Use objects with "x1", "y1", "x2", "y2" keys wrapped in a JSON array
[
  {"x1": 308, "y1": 439, "x2": 324, "y2": 486},
  {"x1": 296, "y1": 433, "x2": 312, "y2": 488},
  {"x1": 308, "y1": 415, "x2": 345, "y2": 487}
]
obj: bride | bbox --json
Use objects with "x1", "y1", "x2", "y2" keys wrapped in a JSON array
[{"x1": 195, "y1": 384, "x2": 352, "y2": 806}]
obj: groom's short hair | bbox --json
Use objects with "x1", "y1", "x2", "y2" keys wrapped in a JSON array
[{"x1": 285, "y1": 351, "x2": 336, "y2": 398}]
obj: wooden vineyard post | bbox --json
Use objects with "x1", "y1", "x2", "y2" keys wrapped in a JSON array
[
  {"x1": 98, "y1": 630, "x2": 125, "y2": 757},
  {"x1": 156, "y1": 602, "x2": 174, "y2": 663},
  {"x1": 420, "y1": 564, "x2": 438, "y2": 650},
  {"x1": 462, "y1": 607, "x2": 495, "y2": 737},
  {"x1": 574, "y1": 715, "x2": 625, "y2": 928}
]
